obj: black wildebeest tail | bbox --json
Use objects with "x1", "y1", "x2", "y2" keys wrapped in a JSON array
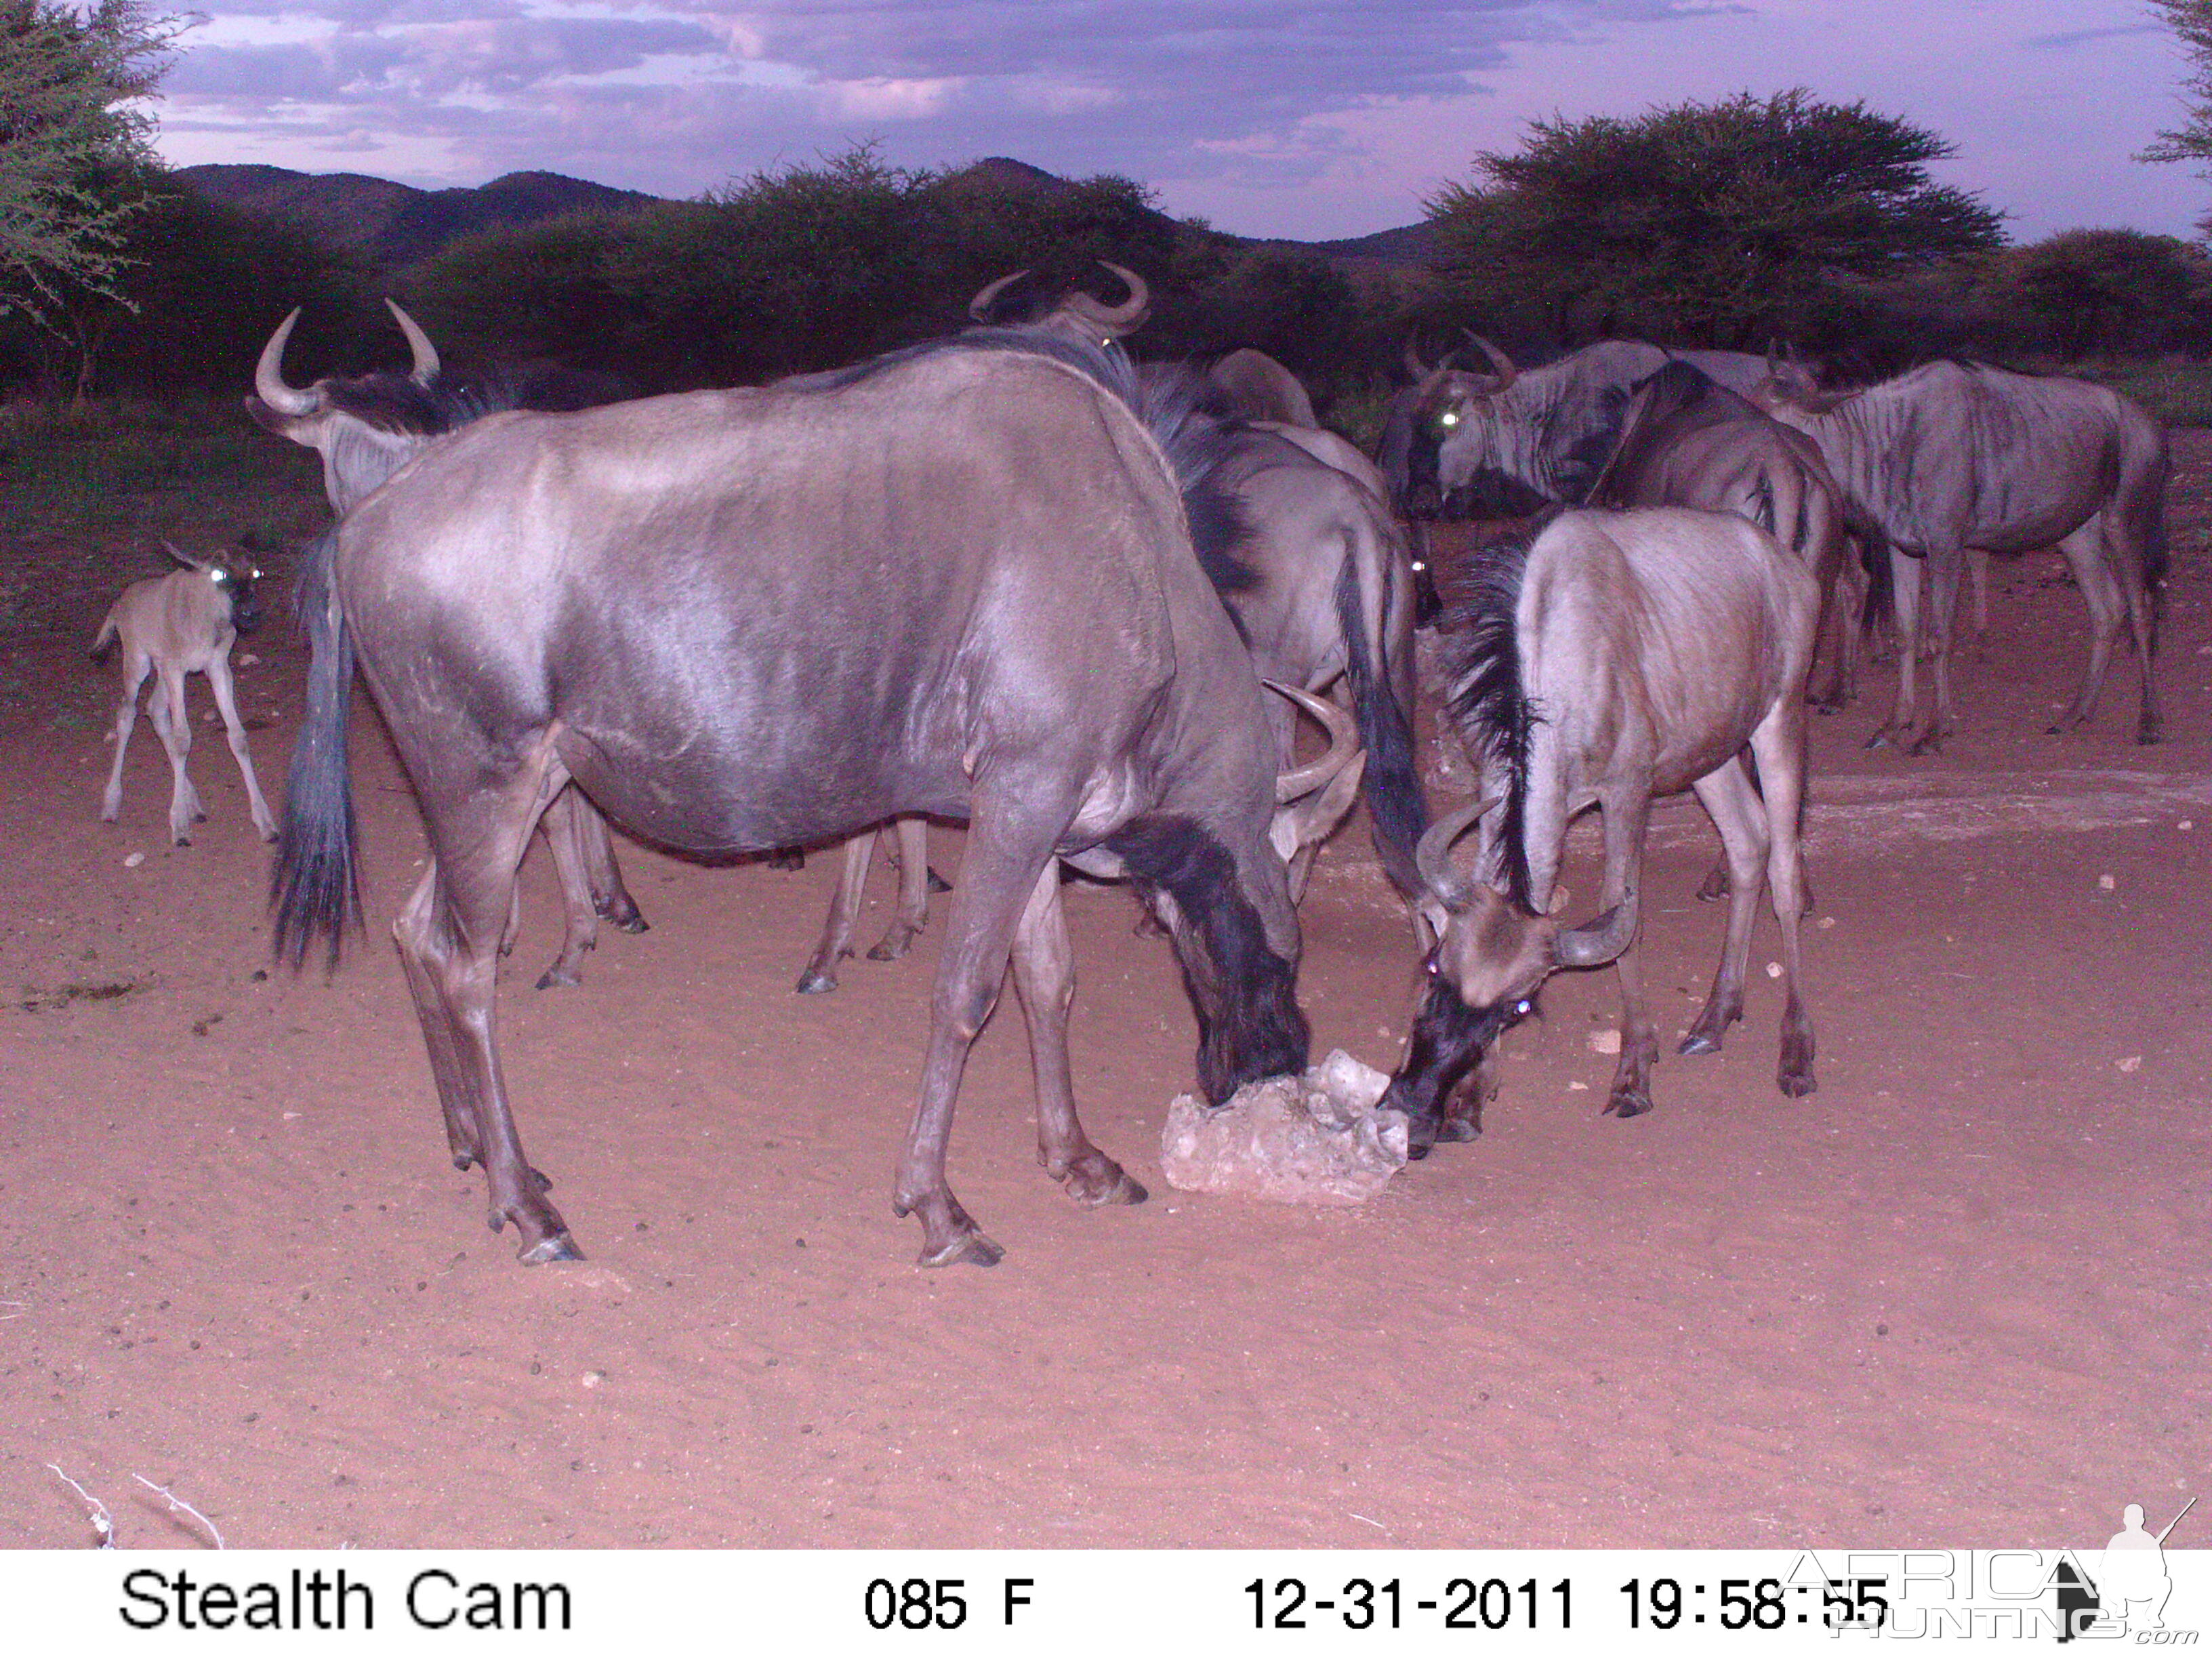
[
  {"x1": 270, "y1": 528, "x2": 362, "y2": 970},
  {"x1": 1334, "y1": 529, "x2": 1427, "y2": 897}
]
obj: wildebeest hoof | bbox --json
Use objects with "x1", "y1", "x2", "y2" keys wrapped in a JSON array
[
  {"x1": 1905, "y1": 731, "x2": 1943, "y2": 757},
  {"x1": 518, "y1": 1232, "x2": 584, "y2": 1265},
  {"x1": 926, "y1": 867, "x2": 952, "y2": 895},
  {"x1": 1434, "y1": 1112, "x2": 1482, "y2": 1144},
  {"x1": 794, "y1": 968, "x2": 838, "y2": 994},
  {"x1": 450, "y1": 1151, "x2": 478, "y2": 1172},
  {"x1": 613, "y1": 912, "x2": 650, "y2": 935},
  {"x1": 1778, "y1": 1068, "x2": 1817, "y2": 1099},
  {"x1": 2138, "y1": 717, "x2": 2165, "y2": 745},
  {"x1": 867, "y1": 932, "x2": 916, "y2": 962},
  {"x1": 918, "y1": 1231, "x2": 1004, "y2": 1269},
  {"x1": 1605, "y1": 1089, "x2": 1654, "y2": 1119},
  {"x1": 535, "y1": 964, "x2": 582, "y2": 990},
  {"x1": 1695, "y1": 868, "x2": 1729, "y2": 902},
  {"x1": 1678, "y1": 1031, "x2": 1723, "y2": 1057},
  {"x1": 1056, "y1": 1154, "x2": 1147, "y2": 1207},
  {"x1": 765, "y1": 848, "x2": 805, "y2": 872}
]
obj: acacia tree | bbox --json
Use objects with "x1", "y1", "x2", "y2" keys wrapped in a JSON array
[
  {"x1": 2145, "y1": 1, "x2": 2212, "y2": 184},
  {"x1": 0, "y1": 0, "x2": 176, "y2": 323},
  {"x1": 1428, "y1": 89, "x2": 2005, "y2": 347}
]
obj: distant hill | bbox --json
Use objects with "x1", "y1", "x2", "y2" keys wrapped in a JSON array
[
  {"x1": 175, "y1": 157, "x2": 1437, "y2": 275},
  {"x1": 174, "y1": 165, "x2": 657, "y2": 268}
]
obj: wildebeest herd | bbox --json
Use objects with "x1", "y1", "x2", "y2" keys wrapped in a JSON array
[{"x1": 94, "y1": 263, "x2": 2170, "y2": 1268}]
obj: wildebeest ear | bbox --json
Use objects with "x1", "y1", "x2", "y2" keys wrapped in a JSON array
[{"x1": 160, "y1": 539, "x2": 207, "y2": 573}]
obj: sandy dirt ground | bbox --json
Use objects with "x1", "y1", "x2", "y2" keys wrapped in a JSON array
[{"x1": 1, "y1": 436, "x2": 2207, "y2": 1553}]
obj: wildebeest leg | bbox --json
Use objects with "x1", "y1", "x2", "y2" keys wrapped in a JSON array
[
  {"x1": 1681, "y1": 758, "x2": 1768, "y2": 1056},
  {"x1": 2121, "y1": 538, "x2": 2165, "y2": 747},
  {"x1": 1870, "y1": 547, "x2": 1921, "y2": 750},
  {"x1": 1967, "y1": 547, "x2": 1990, "y2": 661},
  {"x1": 2050, "y1": 516, "x2": 2126, "y2": 737},
  {"x1": 393, "y1": 767, "x2": 579, "y2": 1263},
  {"x1": 100, "y1": 647, "x2": 151, "y2": 825},
  {"x1": 1595, "y1": 797, "x2": 1659, "y2": 1118},
  {"x1": 797, "y1": 832, "x2": 875, "y2": 994},
  {"x1": 1906, "y1": 546, "x2": 1965, "y2": 754},
  {"x1": 1748, "y1": 698, "x2": 1816, "y2": 1096},
  {"x1": 869, "y1": 817, "x2": 933, "y2": 962},
  {"x1": 893, "y1": 800, "x2": 1067, "y2": 1269},
  {"x1": 392, "y1": 864, "x2": 485, "y2": 1174},
  {"x1": 149, "y1": 666, "x2": 204, "y2": 844},
  {"x1": 575, "y1": 796, "x2": 647, "y2": 933},
  {"x1": 204, "y1": 651, "x2": 277, "y2": 841},
  {"x1": 533, "y1": 789, "x2": 602, "y2": 991},
  {"x1": 1010, "y1": 862, "x2": 1145, "y2": 1208},
  {"x1": 1810, "y1": 549, "x2": 1866, "y2": 713}
]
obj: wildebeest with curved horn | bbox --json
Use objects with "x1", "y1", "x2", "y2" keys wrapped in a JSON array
[
  {"x1": 1752, "y1": 356, "x2": 2171, "y2": 751},
  {"x1": 273, "y1": 327, "x2": 1355, "y2": 1269},
  {"x1": 1381, "y1": 506, "x2": 1821, "y2": 1149},
  {"x1": 1414, "y1": 335, "x2": 1769, "y2": 503},
  {"x1": 798, "y1": 279, "x2": 1429, "y2": 991},
  {"x1": 247, "y1": 302, "x2": 647, "y2": 989}
]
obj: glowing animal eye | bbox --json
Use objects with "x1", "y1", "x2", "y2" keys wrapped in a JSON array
[
  {"x1": 208, "y1": 569, "x2": 223, "y2": 583},
  {"x1": 1515, "y1": 1000, "x2": 1532, "y2": 1016},
  {"x1": 1439, "y1": 411, "x2": 1459, "y2": 428}
]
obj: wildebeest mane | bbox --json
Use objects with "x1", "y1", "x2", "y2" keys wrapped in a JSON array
[
  {"x1": 319, "y1": 363, "x2": 631, "y2": 437},
  {"x1": 1438, "y1": 528, "x2": 1547, "y2": 909}
]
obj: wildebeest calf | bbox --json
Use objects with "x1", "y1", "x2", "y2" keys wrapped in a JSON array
[
  {"x1": 1382, "y1": 507, "x2": 1822, "y2": 1148},
  {"x1": 93, "y1": 541, "x2": 276, "y2": 846}
]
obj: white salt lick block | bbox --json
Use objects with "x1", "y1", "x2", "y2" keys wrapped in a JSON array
[{"x1": 1160, "y1": 1049, "x2": 1409, "y2": 1206}]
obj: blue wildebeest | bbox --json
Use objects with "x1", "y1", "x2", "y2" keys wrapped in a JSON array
[
  {"x1": 789, "y1": 262, "x2": 1157, "y2": 987},
  {"x1": 1420, "y1": 336, "x2": 1773, "y2": 510},
  {"x1": 1380, "y1": 506, "x2": 1821, "y2": 1147},
  {"x1": 1208, "y1": 347, "x2": 1319, "y2": 429},
  {"x1": 798, "y1": 277, "x2": 1429, "y2": 991},
  {"x1": 1582, "y1": 360, "x2": 1860, "y2": 711},
  {"x1": 248, "y1": 302, "x2": 647, "y2": 987},
  {"x1": 94, "y1": 541, "x2": 277, "y2": 846},
  {"x1": 272, "y1": 329, "x2": 1355, "y2": 1269},
  {"x1": 1753, "y1": 357, "x2": 2171, "y2": 751}
]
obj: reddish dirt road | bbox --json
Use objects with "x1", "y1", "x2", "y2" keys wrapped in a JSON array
[{"x1": 2, "y1": 441, "x2": 2207, "y2": 1551}]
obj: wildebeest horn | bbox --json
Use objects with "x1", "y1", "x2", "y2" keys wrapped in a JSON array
[
  {"x1": 1412, "y1": 796, "x2": 1496, "y2": 912},
  {"x1": 386, "y1": 299, "x2": 440, "y2": 385},
  {"x1": 1554, "y1": 898, "x2": 1639, "y2": 968},
  {"x1": 253, "y1": 308, "x2": 319, "y2": 417},
  {"x1": 159, "y1": 538, "x2": 206, "y2": 572},
  {"x1": 1267, "y1": 680, "x2": 1359, "y2": 802},
  {"x1": 1064, "y1": 260, "x2": 1149, "y2": 335},
  {"x1": 968, "y1": 268, "x2": 1030, "y2": 323},
  {"x1": 1458, "y1": 331, "x2": 1519, "y2": 392},
  {"x1": 1404, "y1": 340, "x2": 1433, "y2": 381}
]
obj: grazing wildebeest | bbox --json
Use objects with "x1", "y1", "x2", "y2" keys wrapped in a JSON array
[
  {"x1": 93, "y1": 541, "x2": 277, "y2": 846},
  {"x1": 785, "y1": 260, "x2": 1154, "y2": 982},
  {"x1": 247, "y1": 302, "x2": 647, "y2": 987},
  {"x1": 1380, "y1": 507, "x2": 1821, "y2": 1149},
  {"x1": 1753, "y1": 356, "x2": 2170, "y2": 750},
  {"x1": 273, "y1": 328, "x2": 1354, "y2": 1269},
  {"x1": 1208, "y1": 347, "x2": 1319, "y2": 429},
  {"x1": 798, "y1": 283, "x2": 1429, "y2": 991},
  {"x1": 1583, "y1": 360, "x2": 1860, "y2": 711}
]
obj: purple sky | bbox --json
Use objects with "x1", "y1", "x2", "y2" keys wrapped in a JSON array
[{"x1": 154, "y1": 0, "x2": 2205, "y2": 243}]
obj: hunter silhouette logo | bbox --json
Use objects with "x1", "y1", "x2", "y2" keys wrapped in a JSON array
[{"x1": 2056, "y1": 1496, "x2": 2196, "y2": 1641}]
